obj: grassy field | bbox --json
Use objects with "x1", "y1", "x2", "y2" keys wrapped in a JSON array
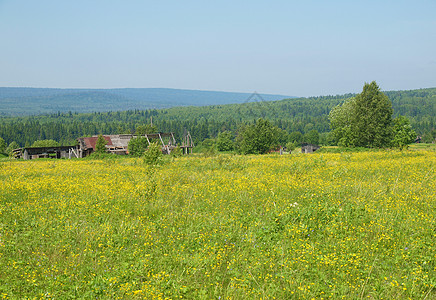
[
  {"x1": 0, "y1": 150, "x2": 435, "y2": 299},
  {"x1": 409, "y1": 143, "x2": 436, "y2": 151}
]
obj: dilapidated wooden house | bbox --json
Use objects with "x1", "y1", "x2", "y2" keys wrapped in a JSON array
[
  {"x1": 13, "y1": 146, "x2": 79, "y2": 160},
  {"x1": 76, "y1": 132, "x2": 193, "y2": 157},
  {"x1": 301, "y1": 143, "x2": 321, "y2": 153},
  {"x1": 14, "y1": 132, "x2": 194, "y2": 160}
]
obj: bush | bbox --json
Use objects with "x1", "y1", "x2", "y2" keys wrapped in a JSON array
[
  {"x1": 285, "y1": 142, "x2": 297, "y2": 153},
  {"x1": 216, "y1": 131, "x2": 234, "y2": 151},
  {"x1": 128, "y1": 137, "x2": 149, "y2": 157},
  {"x1": 392, "y1": 115, "x2": 416, "y2": 150},
  {"x1": 170, "y1": 146, "x2": 182, "y2": 158},
  {"x1": 143, "y1": 142, "x2": 163, "y2": 165}
]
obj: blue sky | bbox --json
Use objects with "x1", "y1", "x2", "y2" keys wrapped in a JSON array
[{"x1": 1, "y1": 0, "x2": 435, "y2": 96}]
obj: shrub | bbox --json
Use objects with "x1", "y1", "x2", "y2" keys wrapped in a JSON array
[
  {"x1": 216, "y1": 131, "x2": 234, "y2": 151},
  {"x1": 143, "y1": 142, "x2": 163, "y2": 165},
  {"x1": 128, "y1": 137, "x2": 149, "y2": 157}
]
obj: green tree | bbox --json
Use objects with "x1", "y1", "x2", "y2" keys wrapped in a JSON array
[
  {"x1": 237, "y1": 119, "x2": 281, "y2": 154},
  {"x1": 273, "y1": 126, "x2": 289, "y2": 145},
  {"x1": 303, "y1": 129, "x2": 320, "y2": 145},
  {"x1": 285, "y1": 142, "x2": 297, "y2": 153},
  {"x1": 95, "y1": 134, "x2": 107, "y2": 154},
  {"x1": 392, "y1": 115, "x2": 416, "y2": 150},
  {"x1": 289, "y1": 131, "x2": 303, "y2": 144},
  {"x1": 128, "y1": 137, "x2": 149, "y2": 157},
  {"x1": 31, "y1": 139, "x2": 60, "y2": 147},
  {"x1": 421, "y1": 130, "x2": 436, "y2": 143},
  {"x1": 6, "y1": 141, "x2": 20, "y2": 157},
  {"x1": 0, "y1": 137, "x2": 6, "y2": 154},
  {"x1": 136, "y1": 124, "x2": 157, "y2": 135},
  {"x1": 329, "y1": 81, "x2": 393, "y2": 148},
  {"x1": 329, "y1": 97, "x2": 358, "y2": 146},
  {"x1": 427, "y1": 128, "x2": 436, "y2": 143},
  {"x1": 216, "y1": 131, "x2": 234, "y2": 151},
  {"x1": 353, "y1": 81, "x2": 393, "y2": 147}
]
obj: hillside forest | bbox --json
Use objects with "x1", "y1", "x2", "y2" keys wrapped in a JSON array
[{"x1": 0, "y1": 87, "x2": 435, "y2": 148}]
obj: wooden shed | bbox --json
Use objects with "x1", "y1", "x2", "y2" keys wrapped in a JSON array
[
  {"x1": 301, "y1": 143, "x2": 321, "y2": 153},
  {"x1": 13, "y1": 146, "x2": 78, "y2": 160}
]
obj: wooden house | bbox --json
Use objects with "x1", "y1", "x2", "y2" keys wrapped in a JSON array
[{"x1": 76, "y1": 132, "x2": 193, "y2": 157}]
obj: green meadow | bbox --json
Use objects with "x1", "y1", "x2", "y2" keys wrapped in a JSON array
[{"x1": 0, "y1": 150, "x2": 435, "y2": 299}]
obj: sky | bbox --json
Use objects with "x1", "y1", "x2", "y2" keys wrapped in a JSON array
[{"x1": 1, "y1": 0, "x2": 435, "y2": 97}]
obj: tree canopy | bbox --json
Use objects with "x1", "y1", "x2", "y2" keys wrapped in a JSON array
[
  {"x1": 128, "y1": 137, "x2": 149, "y2": 157},
  {"x1": 0, "y1": 137, "x2": 6, "y2": 154},
  {"x1": 237, "y1": 119, "x2": 283, "y2": 154},
  {"x1": 6, "y1": 141, "x2": 19, "y2": 157},
  {"x1": 392, "y1": 115, "x2": 416, "y2": 150},
  {"x1": 329, "y1": 81, "x2": 393, "y2": 148},
  {"x1": 95, "y1": 134, "x2": 107, "y2": 153},
  {"x1": 31, "y1": 139, "x2": 60, "y2": 147},
  {"x1": 216, "y1": 131, "x2": 234, "y2": 152}
]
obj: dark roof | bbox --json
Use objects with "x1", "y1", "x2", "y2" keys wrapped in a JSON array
[
  {"x1": 20, "y1": 146, "x2": 75, "y2": 151},
  {"x1": 81, "y1": 136, "x2": 113, "y2": 150}
]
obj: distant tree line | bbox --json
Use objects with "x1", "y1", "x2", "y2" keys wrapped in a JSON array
[{"x1": 0, "y1": 87, "x2": 435, "y2": 149}]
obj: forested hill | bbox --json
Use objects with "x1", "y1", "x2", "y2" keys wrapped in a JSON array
[
  {"x1": 0, "y1": 87, "x2": 291, "y2": 116},
  {"x1": 0, "y1": 87, "x2": 435, "y2": 147}
]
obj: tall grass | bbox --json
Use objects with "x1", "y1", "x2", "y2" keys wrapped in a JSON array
[{"x1": 0, "y1": 151, "x2": 435, "y2": 298}]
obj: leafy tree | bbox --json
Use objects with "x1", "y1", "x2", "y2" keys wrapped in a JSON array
[
  {"x1": 285, "y1": 142, "x2": 297, "y2": 153},
  {"x1": 6, "y1": 141, "x2": 20, "y2": 157},
  {"x1": 273, "y1": 126, "x2": 289, "y2": 145},
  {"x1": 392, "y1": 115, "x2": 416, "y2": 150},
  {"x1": 95, "y1": 134, "x2": 107, "y2": 153},
  {"x1": 289, "y1": 131, "x2": 303, "y2": 144},
  {"x1": 0, "y1": 137, "x2": 6, "y2": 154},
  {"x1": 201, "y1": 138, "x2": 216, "y2": 149},
  {"x1": 31, "y1": 139, "x2": 60, "y2": 147},
  {"x1": 303, "y1": 129, "x2": 320, "y2": 145},
  {"x1": 136, "y1": 124, "x2": 157, "y2": 135},
  {"x1": 421, "y1": 130, "x2": 436, "y2": 143},
  {"x1": 237, "y1": 119, "x2": 281, "y2": 154},
  {"x1": 304, "y1": 123, "x2": 314, "y2": 133},
  {"x1": 216, "y1": 131, "x2": 234, "y2": 151},
  {"x1": 329, "y1": 81, "x2": 393, "y2": 148},
  {"x1": 329, "y1": 97, "x2": 358, "y2": 146},
  {"x1": 426, "y1": 128, "x2": 436, "y2": 143},
  {"x1": 128, "y1": 137, "x2": 149, "y2": 157},
  {"x1": 318, "y1": 132, "x2": 336, "y2": 146},
  {"x1": 353, "y1": 81, "x2": 393, "y2": 147}
]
